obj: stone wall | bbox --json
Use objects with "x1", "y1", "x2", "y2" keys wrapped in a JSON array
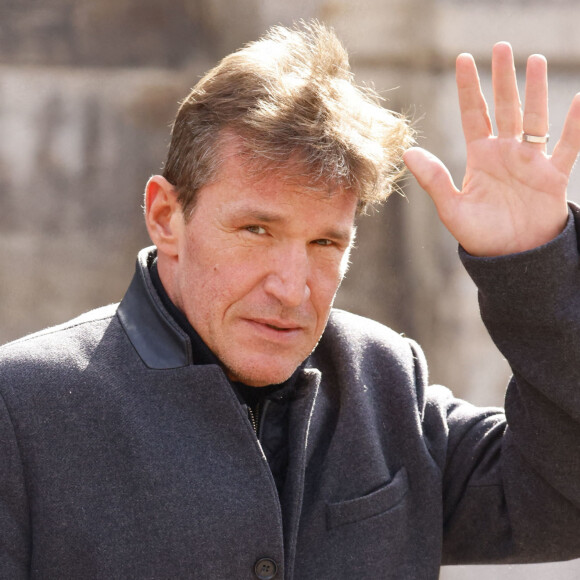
[{"x1": 1, "y1": 1, "x2": 578, "y2": 577}]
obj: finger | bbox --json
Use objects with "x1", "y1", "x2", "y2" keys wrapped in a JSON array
[
  {"x1": 492, "y1": 42, "x2": 523, "y2": 138},
  {"x1": 523, "y1": 54, "x2": 549, "y2": 149},
  {"x1": 404, "y1": 147, "x2": 459, "y2": 207},
  {"x1": 456, "y1": 53, "x2": 493, "y2": 143},
  {"x1": 551, "y1": 93, "x2": 580, "y2": 176}
]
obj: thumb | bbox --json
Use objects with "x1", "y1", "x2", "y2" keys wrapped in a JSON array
[{"x1": 403, "y1": 147, "x2": 459, "y2": 207}]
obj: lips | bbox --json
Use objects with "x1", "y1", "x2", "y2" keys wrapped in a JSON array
[
  {"x1": 239, "y1": 316, "x2": 309, "y2": 343},
  {"x1": 249, "y1": 317, "x2": 303, "y2": 332}
]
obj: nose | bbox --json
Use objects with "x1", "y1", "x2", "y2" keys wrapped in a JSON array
[{"x1": 263, "y1": 244, "x2": 311, "y2": 308}]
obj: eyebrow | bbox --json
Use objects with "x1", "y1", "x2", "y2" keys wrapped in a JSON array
[
  {"x1": 241, "y1": 208, "x2": 285, "y2": 224},
  {"x1": 322, "y1": 225, "x2": 356, "y2": 244}
]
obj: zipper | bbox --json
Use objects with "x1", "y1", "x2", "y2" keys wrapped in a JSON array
[
  {"x1": 247, "y1": 399, "x2": 272, "y2": 440},
  {"x1": 247, "y1": 401, "x2": 261, "y2": 435}
]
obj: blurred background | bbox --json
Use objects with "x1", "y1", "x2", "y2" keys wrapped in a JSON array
[{"x1": 1, "y1": 1, "x2": 579, "y2": 577}]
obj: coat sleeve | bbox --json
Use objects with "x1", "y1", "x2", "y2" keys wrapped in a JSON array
[
  {"x1": 438, "y1": 204, "x2": 580, "y2": 565},
  {"x1": 0, "y1": 390, "x2": 30, "y2": 577}
]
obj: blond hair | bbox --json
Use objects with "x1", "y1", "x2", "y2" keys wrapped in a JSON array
[{"x1": 163, "y1": 21, "x2": 414, "y2": 215}]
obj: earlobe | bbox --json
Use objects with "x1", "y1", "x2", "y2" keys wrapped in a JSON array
[{"x1": 144, "y1": 175, "x2": 182, "y2": 257}]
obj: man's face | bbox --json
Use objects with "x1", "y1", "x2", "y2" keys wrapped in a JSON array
[{"x1": 170, "y1": 147, "x2": 358, "y2": 387}]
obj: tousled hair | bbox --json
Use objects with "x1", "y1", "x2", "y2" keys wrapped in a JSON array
[{"x1": 163, "y1": 21, "x2": 415, "y2": 216}]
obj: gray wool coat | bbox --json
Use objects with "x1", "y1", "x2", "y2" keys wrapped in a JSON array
[{"x1": 2, "y1": 208, "x2": 580, "y2": 579}]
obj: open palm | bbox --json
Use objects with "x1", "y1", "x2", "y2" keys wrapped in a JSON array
[{"x1": 405, "y1": 42, "x2": 580, "y2": 257}]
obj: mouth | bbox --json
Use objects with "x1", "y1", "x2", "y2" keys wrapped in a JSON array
[
  {"x1": 255, "y1": 318, "x2": 302, "y2": 331},
  {"x1": 243, "y1": 317, "x2": 304, "y2": 337},
  {"x1": 264, "y1": 322, "x2": 298, "y2": 332}
]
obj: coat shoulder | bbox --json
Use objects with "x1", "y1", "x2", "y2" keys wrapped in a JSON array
[
  {"x1": 0, "y1": 304, "x2": 121, "y2": 390},
  {"x1": 316, "y1": 309, "x2": 429, "y2": 392},
  {"x1": 324, "y1": 308, "x2": 421, "y2": 362}
]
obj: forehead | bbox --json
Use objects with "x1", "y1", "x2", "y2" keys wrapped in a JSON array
[{"x1": 194, "y1": 139, "x2": 358, "y2": 233}]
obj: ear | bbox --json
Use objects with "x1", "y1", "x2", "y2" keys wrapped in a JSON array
[{"x1": 144, "y1": 175, "x2": 183, "y2": 257}]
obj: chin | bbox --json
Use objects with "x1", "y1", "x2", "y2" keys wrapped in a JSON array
[{"x1": 227, "y1": 360, "x2": 300, "y2": 387}]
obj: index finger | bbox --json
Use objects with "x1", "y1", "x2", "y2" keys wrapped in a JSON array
[
  {"x1": 456, "y1": 53, "x2": 493, "y2": 144},
  {"x1": 551, "y1": 93, "x2": 580, "y2": 176}
]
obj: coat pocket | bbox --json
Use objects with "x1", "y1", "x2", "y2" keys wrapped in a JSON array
[{"x1": 326, "y1": 467, "x2": 409, "y2": 530}]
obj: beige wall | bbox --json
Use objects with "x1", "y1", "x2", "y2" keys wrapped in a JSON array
[{"x1": 1, "y1": 1, "x2": 578, "y2": 576}]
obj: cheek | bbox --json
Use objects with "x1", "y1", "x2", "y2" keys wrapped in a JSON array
[
  {"x1": 338, "y1": 246, "x2": 353, "y2": 278},
  {"x1": 309, "y1": 264, "x2": 345, "y2": 315},
  {"x1": 192, "y1": 256, "x2": 264, "y2": 310}
]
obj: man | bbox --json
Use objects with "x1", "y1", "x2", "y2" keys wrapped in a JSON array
[{"x1": 1, "y1": 22, "x2": 580, "y2": 580}]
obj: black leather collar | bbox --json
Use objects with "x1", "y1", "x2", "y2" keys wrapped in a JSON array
[{"x1": 117, "y1": 247, "x2": 192, "y2": 369}]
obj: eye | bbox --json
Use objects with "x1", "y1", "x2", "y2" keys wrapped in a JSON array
[
  {"x1": 245, "y1": 225, "x2": 267, "y2": 235},
  {"x1": 312, "y1": 239, "x2": 333, "y2": 246}
]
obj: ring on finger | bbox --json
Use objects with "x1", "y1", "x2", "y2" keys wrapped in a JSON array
[{"x1": 522, "y1": 133, "x2": 549, "y2": 144}]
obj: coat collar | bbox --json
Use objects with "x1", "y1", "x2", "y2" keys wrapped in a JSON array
[{"x1": 117, "y1": 247, "x2": 193, "y2": 369}]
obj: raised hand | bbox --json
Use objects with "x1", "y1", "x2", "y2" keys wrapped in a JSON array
[{"x1": 404, "y1": 42, "x2": 580, "y2": 257}]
